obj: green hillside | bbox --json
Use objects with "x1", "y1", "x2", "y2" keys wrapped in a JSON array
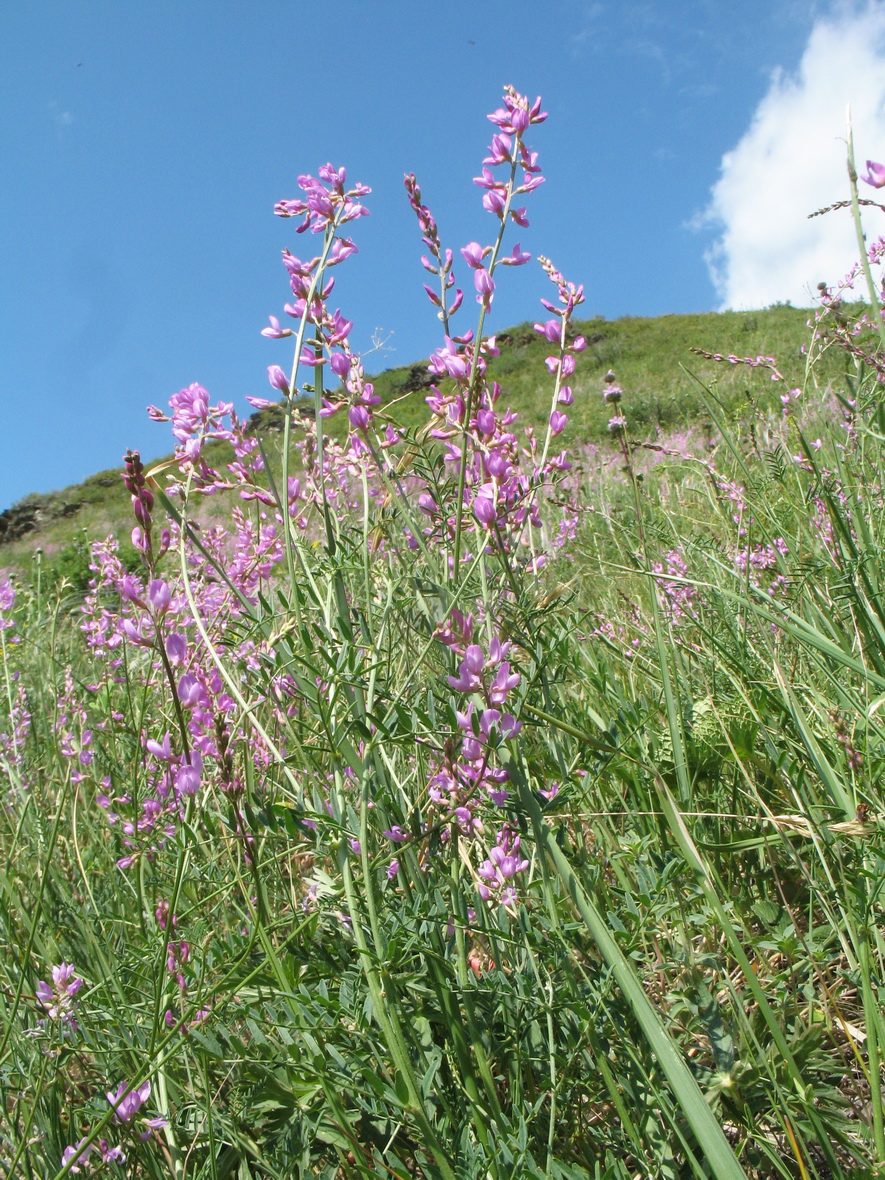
[{"x1": 0, "y1": 302, "x2": 844, "y2": 581}]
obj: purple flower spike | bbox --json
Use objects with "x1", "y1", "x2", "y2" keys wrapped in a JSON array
[
  {"x1": 107, "y1": 1079, "x2": 151, "y2": 1123},
  {"x1": 862, "y1": 160, "x2": 885, "y2": 188}
]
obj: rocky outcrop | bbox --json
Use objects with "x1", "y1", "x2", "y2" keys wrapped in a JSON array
[
  {"x1": 0, "y1": 496, "x2": 83, "y2": 545},
  {"x1": 392, "y1": 365, "x2": 436, "y2": 395}
]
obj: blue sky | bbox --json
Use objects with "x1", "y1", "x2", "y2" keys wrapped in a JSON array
[{"x1": 2, "y1": 0, "x2": 884, "y2": 509}]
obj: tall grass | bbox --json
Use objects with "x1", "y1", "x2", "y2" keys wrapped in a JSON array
[{"x1": 1, "y1": 90, "x2": 884, "y2": 1179}]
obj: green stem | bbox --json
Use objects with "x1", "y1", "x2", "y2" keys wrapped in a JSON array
[
  {"x1": 333, "y1": 780, "x2": 458, "y2": 1180},
  {"x1": 846, "y1": 112, "x2": 885, "y2": 357},
  {"x1": 859, "y1": 915, "x2": 885, "y2": 1160},
  {"x1": 0, "y1": 774, "x2": 70, "y2": 1065},
  {"x1": 502, "y1": 746, "x2": 750, "y2": 1180}
]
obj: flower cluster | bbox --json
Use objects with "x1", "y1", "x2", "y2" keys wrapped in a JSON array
[
  {"x1": 406, "y1": 173, "x2": 464, "y2": 326},
  {"x1": 477, "y1": 86, "x2": 547, "y2": 224},
  {"x1": 36, "y1": 962, "x2": 83, "y2": 1024},
  {"x1": 259, "y1": 166, "x2": 372, "y2": 437},
  {"x1": 274, "y1": 163, "x2": 370, "y2": 235},
  {"x1": 478, "y1": 825, "x2": 530, "y2": 907},
  {"x1": 830, "y1": 708, "x2": 863, "y2": 772},
  {"x1": 411, "y1": 608, "x2": 532, "y2": 905},
  {"x1": 0, "y1": 572, "x2": 17, "y2": 633},
  {"x1": 0, "y1": 679, "x2": 30, "y2": 790},
  {"x1": 733, "y1": 537, "x2": 790, "y2": 598},
  {"x1": 61, "y1": 1080, "x2": 167, "y2": 1173},
  {"x1": 61, "y1": 1138, "x2": 125, "y2": 1172},
  {"x1": 652, "y1": 549, "x2": 697, "y2": 626},
  {"x1": 534, "y1": 255, "x2": 586, "y2": 437}
]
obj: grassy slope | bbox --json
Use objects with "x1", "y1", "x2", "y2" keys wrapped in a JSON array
[{"x1": 0, "y1": 303, "x2": 848, "y2": 576}]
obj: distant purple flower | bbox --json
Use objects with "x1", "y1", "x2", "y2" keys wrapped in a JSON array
[
  {"x1": 274, "y1": 167, "x2": 370, "y2": 234},
  {"x1": 61, "y1": 1140, "x2": 93, "y2": 1172},
  {"x1": 483, "y1": 132, "x2": 512, "y2": 165},
  {"x1": 448, "y1": 644, "x2": 485, "y2": 693},
  {"x1": 489, "y1": 662, "x2": 520, "y2": 705},
  {"x1": 487, "y1": 91, "x2": 547, "y2": 136},
  {"x1": 481, "y1": 709, "x2": 521, "y2": 740},
  {"x1": 0, "y1": 576, "x2": 16, "y2": 614},
  {"x1": 478, "y1": 829, "x2": 530, "y2": 902},
  {"x1": 862, "y1": 160, "x2": 885, "y2": 188},
  {"x1": 138, "y1": 1116, "x2": 170, "y2": 1142},
  {"x1": 476, "y1": 408, "x2": 496, "y2": 434},
  {"x1": 107, "y1": 1079, "x2": 151, "y2": 1123},
  {"x1": 36, "y1": 962, "x2": 83, "y2": 1021},
  {"x1": 428, "y1": 336, "x2": 471, "y2": 382},
  {"x1": 482, "y1": 187, "x2": 506, "y2": 217},
  {"x1": 328, "y1": 236, "x2": 358, "y2": 265},
  {"x1": 534, "y1": 318, "x2": 561, "y2": 343}
]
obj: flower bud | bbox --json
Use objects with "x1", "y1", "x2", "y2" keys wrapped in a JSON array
[{"x1": 267, "y1": 365, "x2": 289, "y2": 394}]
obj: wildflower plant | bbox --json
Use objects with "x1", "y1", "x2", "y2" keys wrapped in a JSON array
[{"x1": 3, "y1": 88, "x2": 885, "y2": 1180}]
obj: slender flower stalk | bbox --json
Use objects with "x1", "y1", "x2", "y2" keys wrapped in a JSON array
[{"x1": 846, "y1": 111, "x2": 885, "y2": 357}]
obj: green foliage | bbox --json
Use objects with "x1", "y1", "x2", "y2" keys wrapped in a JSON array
[
  {"x1": 2, "y1": 314, "x2": 885, "y2": 1176},
  {"x1": 0, "y1": 304, "x2": 845, "y2": 573}
]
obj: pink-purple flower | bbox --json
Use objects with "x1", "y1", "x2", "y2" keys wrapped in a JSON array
[
  {"x1": 862, "y1": 160, "x2": 885, "y2": 188},
  {"x1": 107, "y1": 1079, "x2": 151, "y2": 1123},
  {"x1": 36, "y1": 962, "x2": 83, "y2": 1021}
]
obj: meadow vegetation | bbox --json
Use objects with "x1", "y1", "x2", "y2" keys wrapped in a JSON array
[{"x1": 2, "y1": 88, "x2": 885, "y2": 1179}]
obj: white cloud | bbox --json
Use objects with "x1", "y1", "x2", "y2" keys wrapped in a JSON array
[{"x1": 705, "y1": 2, "x2": 885, "y2": 310}]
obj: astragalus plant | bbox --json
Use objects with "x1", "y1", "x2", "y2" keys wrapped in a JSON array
[{"x1": 1, "y1": 90, "x2": 884, "y2": 1180}]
